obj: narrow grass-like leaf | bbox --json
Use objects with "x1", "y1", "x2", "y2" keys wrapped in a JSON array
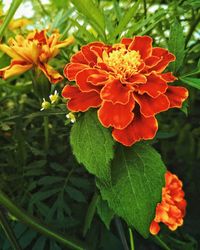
[
  {"x1": 97, "y1": 143, "x2": 166, "y2": 238},
  {"x1": 0, "y1": 0, "x2": 23, "y2": 38},
  {"x1": 70, "y1": 0, "x2": 105, "y2": 38},
  {"x1": 109, "y1": 0, "x2": 142, "y2": 40},
  {"x1": 168, "y1": 19, "x2": 185, "y2": 73},
  {"x1": 180, "y1": 77, "x2": 200, "y2": 90}
]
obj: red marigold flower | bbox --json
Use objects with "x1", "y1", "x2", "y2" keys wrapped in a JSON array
[
  {"x1": 62, "y1": 36, "x2": 188, "y2": 146},
  {"x1": 150, "y1": 171, "x2": 187, "y2": 235}
]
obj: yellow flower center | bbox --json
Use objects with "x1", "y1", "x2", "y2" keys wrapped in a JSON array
[{"x1": 103, "y1": 46, "x2": 141, "y2": 79}]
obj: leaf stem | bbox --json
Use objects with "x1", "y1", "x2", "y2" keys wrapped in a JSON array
[
  {"x1": 0, "y1": 191, "x2": 86, "y2": 250},
  {"x1": 44, "y1": 116, "x2": 49, "y2": 153},
  {"x1": 185, "y1": 13, "x2": 200, "y2": 46},
  {"x1": 0, "y1": 207, "x2": 22, "y2": 250},
  {"x1": 128, "y1": 228, "x2": 135, "y2": 250},
  {"x1": 153, "y1": 235, "x2": 171, "y2": 250},
  {"x1": 115, "y1": 218, "x2": 129, "y2": 250}
]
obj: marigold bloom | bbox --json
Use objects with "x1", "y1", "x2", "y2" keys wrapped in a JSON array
[
  {"x1": 0, "y1": 30, "x2": 74, "y2": 83},
  {"x1": 62, "y1": 36, "x2": 188, "y2": 146},
  {"x1": 150, "y1": 171, "x2": 187, "y2": 235}
]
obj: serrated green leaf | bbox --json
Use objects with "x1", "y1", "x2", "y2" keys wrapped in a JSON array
[
  {"x1": 180, "y1": 77, "x2": 200, "y2": 90},
  {"x1": 97, "y1": 198, "x2": 114, "y2": 229},
  {"x1": 70, "y1": 110, "x2": 115, "y2": 182},
  {"x1": 168, "y1": 19, "x2": 185, "y2": 72},
  {"x1": 97, "y1": 143, "x2": 166, "y2": 238}
]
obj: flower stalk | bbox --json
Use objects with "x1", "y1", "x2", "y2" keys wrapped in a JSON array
[{"x1": 0, "y1": 191, "x2": 86, "y2": 250}]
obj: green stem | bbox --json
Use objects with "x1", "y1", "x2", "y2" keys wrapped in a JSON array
[
  {"x1": 44, "y1": 116, "x2": 49, "y2": 153},
  {"x1": 153, "y1": 235, "x2": 171, "y2": 250},
  {"x1": 115, "y1": 218, "x2": 129, "y2": 250},
  {"x1": 0, "y1": 191, "x2": 86, "y2": 250},
  {"x1": 185, "y1": 13, "x2": 200, "y2": 46},
  {"x1": 128, "y1": 228, "x2": 134, "y2": 250},
  {"x1": 0, "y1": 0, "x2": 23, "y2": 38},
  {"x1": 0, "y1": 208, "x2": 22, "y2": 250},
  {"x1": 36, "y1": 0, "x2": 49, "y2": 16}
]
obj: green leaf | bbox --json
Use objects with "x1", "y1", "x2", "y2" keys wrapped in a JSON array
[
  {"x1": 70, "y1": 110, "x2": 115, "y2": 182},
  {"x1": 168, "y1": 19, "x2": 185, "y2": 73},
  {"x1": 109, "y1": 0, "x2": 142, "y2": 40},
  {"x1": 70, "y1": 0, "x2": 105, "y2": 37},
  {"x1": 97, "y1": 198, "x2": 114, "y2": 229},
  {"x1": 97, "y1": 143, "x2": 166, "y2": 238},
  {"x1": 180, "y1": 77, "x2": 200, "y2": 90}
]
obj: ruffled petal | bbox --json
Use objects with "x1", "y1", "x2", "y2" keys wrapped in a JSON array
[
  {"x1": 134, "y1": 93, "x2": 170, "y2": 117},
  {"x1": 0, "y1": 44, "x2": 24, "y2": 60},
  {"x1": 81, "y1": 43, "x2": 103, "y2": 65},
  {"x1": 71, "y1": 51, "x2": 88, "y2": 64},
  {"x1": 129, "y1": 36, "x2": 153, "y2": 59},
  {"x1": 125, "y1": 74, "x2": 147, "y2": 85},
  {"x1": 160, "y1": 72, "x2": 177, "y2": 82},
  {"x1": 151, "y1": 48, "x2": 175, "y2": 73},
  {"x1": 145, "y1": 56, "x2": 161, "y2": 67},
  {"x1": 76, "y1": 68, "x2": 108, "y2": 92},
  {"x1": 100, "y1": 79, "x2": 132, "y2": 104},
  {"x1": 39, "y1": 63, "x2": 63, "y2": 84},
  {"x1": 98, "y1": 96, "x2": 135, "y2": 129},
  {"x1": 88, "y1": 73, "x2": 109, "y2": 85},
  {"x1": 112, "y1": 113, "x2": 158, "y2": 146},
  {"x1": 64, "y1": 63, "x2": 89, "y2": 80},
  {"x1": 136, "y1": 72, "x2": 168, "y2": 98},
  {"x1": 0, "y1": 60, "x2": 32, "y2": 79},
  {"x1": 165, "y1": 86, "x2": 188, "y2": 108},
  {"x1": 62, "y1": 85, "x2": 101, "y2": 112},
  {"x1": 120, "y1": 37, "x2": 133, "y2": 48}
]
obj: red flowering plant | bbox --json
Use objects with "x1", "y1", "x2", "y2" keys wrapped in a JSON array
[{"x1": 62, "y1": 36, "x2": 188, "y2": 146}]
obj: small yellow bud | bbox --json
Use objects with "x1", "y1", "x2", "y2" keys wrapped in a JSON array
[
  {"x1": 40, "y1": 98, "x2": 50, "y2": 111},
  {"x1": 66, "y1": 112, "x2": 76, "y2": 123},
  {"x1": 49, "y1": 90, "x2": 59, "y2": 104}
]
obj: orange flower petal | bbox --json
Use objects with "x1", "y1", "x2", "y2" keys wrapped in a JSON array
[
  {"x1": 0, "y1": 44, "x2": 24, "y2": 60},
  {"x1": 64, "y1": 63, "x2": 89, "y2": 80},
  {"x1": 0, "y1": 60, "x2": 32, "y2": 79},
  {"x1": 121, "y1": 37, "x2": 133, "y2": 47},
  {"x1": 136, "y1": 72, "x2": 168, "y2": 98},
  {"x1": 100, "y1": 79, "x2": 132, "y2": 104},
  {"x1": 129, "y1": 36, "x2": 153, "y2": 59},
  {"x1": 126, "y1": 74, "x2": 147, "y2": 85},
  {"x1": 62, "y1": 85, "x2": 102, "y2": 112},
  {"x1": 98, "y1": 97, "x2": 135, "y2": 129},
  {"x1": 149, "y1": 221, "x2": 161, "y2": 235},
  {"x1": 88, "y1": 73, "x2": 109, "y2": 85},
  {"x1": 71, "y1": 51, "x2": 88, "y2": 64},
  {"x1": 165, "y1": 86, "x2": 188, "y2": 108},
  {"x1": 39, "y1": 63, "x2": 63, "y2": 84},
  {"x1": 160, "y1": 72, "x2": 177, "y2": 82},
  {"x1": 76, "y1": 68, "x2": 106, "y2": 92},
  {"x1": 134, "y1": 93, "x2": 170, "y2": 117},
  {"x1": 151, "y1": 48, "x2": 175, "y2": 73},
  {"x1": 112, "y1": 113, "x2": 158, "y2": 146},
  {"x1": 81, "y1": 43, "x2": 101, "y2": 64},
  {"x1": 144, "y1": 56, "x2": 161, "y2": 67}
]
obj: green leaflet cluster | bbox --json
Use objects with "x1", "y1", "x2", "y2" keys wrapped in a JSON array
[{"x1": 70, "y1": 109, "x2": 166, "y2": 238}]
